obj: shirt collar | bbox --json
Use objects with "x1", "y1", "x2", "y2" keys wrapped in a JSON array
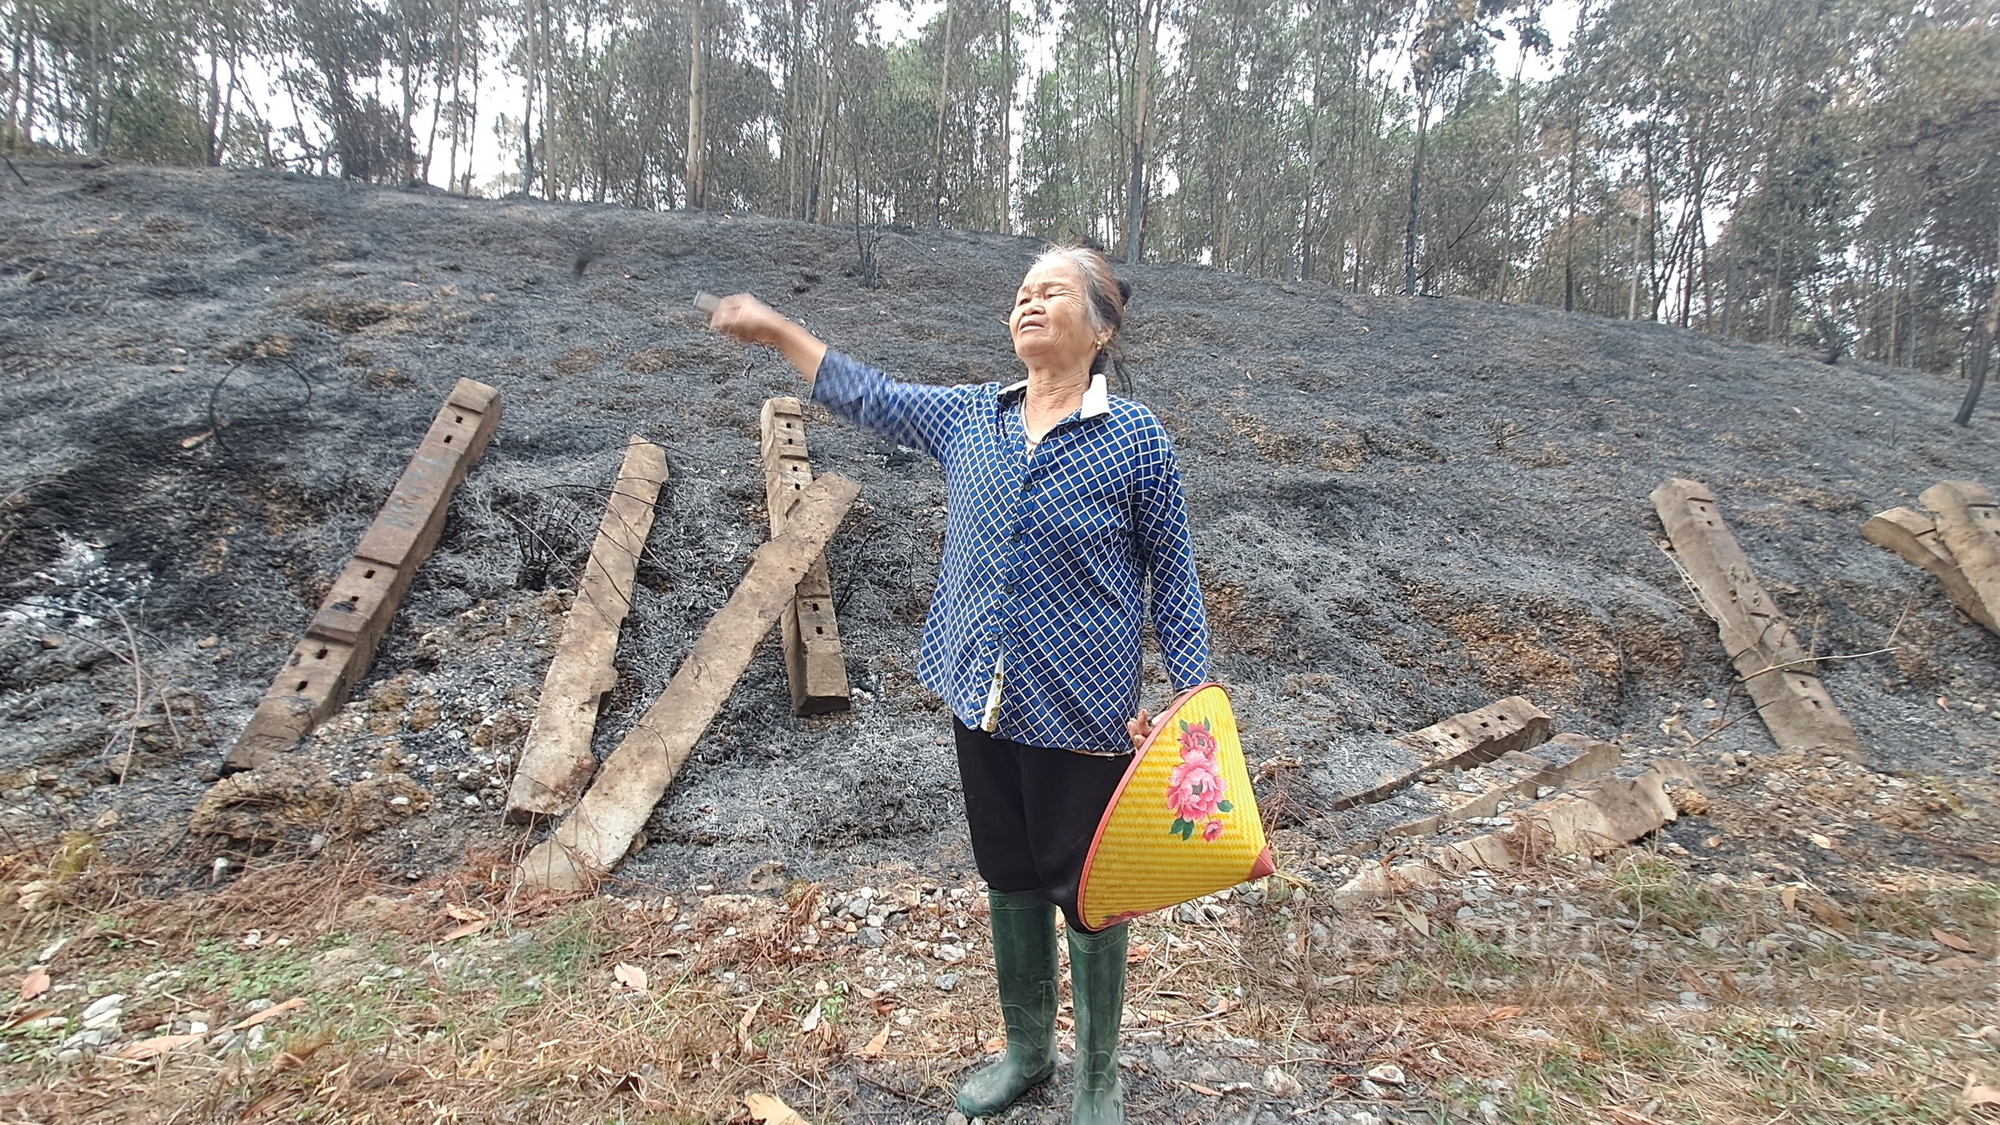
[{"x1": 1000, "y1": 372, "x2": 1111, "y2": 420}]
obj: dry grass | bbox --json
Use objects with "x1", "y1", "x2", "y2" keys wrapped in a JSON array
[{"x1": 0, "y1": 841, "x2": 1994, "y2": 1124}]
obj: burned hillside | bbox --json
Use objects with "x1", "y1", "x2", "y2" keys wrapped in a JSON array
[{"x1": 1, "y1": 157, "x2": 1996, "y2": 891}]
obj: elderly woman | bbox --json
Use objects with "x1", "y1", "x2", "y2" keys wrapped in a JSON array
[{"x1": 708, "y1": 243, "x2": 1209, "y2": 1125}]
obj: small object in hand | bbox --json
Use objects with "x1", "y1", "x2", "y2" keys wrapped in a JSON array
[{"x1": 694, "y1": 291, "x2": 721, "y2": 317}]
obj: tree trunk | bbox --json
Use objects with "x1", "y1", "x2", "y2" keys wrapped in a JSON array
[
  {"x1": 928, "y1": 0, "x2": 955, "y2": 225},
  {"x1": 1562, "y1": 113, "x2": 1579, "y2": 312},
  {"x1": 998, "y1": 0, "x2": 1010, "y2": 233},
  {"x1": 1628, "y1": 218, "x2": 1639, "y2": 319},
  {"x1": 1403, "y1": 87, "x2": 1431, "y2": 296},
  {"x1": 1123, "y1": 0, "x2": 1157, "y2": 266},
  {"x1": 522, "y1": 67, "x2": 536, "y2": 197},
  {"x1": 463, "y1": 45, "x2": 480, "y2": 194},
  {"x1": 1641, "y1": 130, "x2": 1659, "y2": 320},
  {"x1": 219, "y1": 61, "x2": 239, "y2": 163},
  {"x1": 205, "y1": 52, "x2": 222, "y2": 165},
  {"x1": 540, "y1": 0, "x2": 557, "y2": 198},
  {"x1": 1952, "y1": 218, "x2": 2000, "y2": 426},
  {"x1": 686, "y1": 0, "x2": 707, "y2": 209},
  {"x1": 4, "y1": 1, "x2": 21, "y2": 144},
  {"x1": 399, "y1": 18, "x2": 417, "y2": 183}
]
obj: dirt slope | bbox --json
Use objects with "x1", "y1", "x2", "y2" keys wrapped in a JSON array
[{"x1": 1, "y1": 157, "x2": 1996, "y2": 890}]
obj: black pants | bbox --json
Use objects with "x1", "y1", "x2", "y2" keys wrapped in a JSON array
[{"x1": 954, "y1": 717, "x2": 1131, "y2": 933}]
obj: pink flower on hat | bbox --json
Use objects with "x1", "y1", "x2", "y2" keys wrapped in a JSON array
[{"x1": 1166, "y1": 720, "x2": 1234, "y2": 841}]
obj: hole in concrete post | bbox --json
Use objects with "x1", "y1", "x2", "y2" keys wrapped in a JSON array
[
  {"x1": 295, "y1": 680, "x2": 310, "y2": 691},
  {"x1": 444, "y1": 434, "x2": 454, "y2": 444},
  {"x1": 364, "y1": 568, "x2": 377, "y2": 579},
  {"x1": 315, "y1": 647, "x2": 329, "y2": 660}
]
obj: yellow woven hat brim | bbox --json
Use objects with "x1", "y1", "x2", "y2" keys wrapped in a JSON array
[{"x1": 1077, "y1": 683, "x2": 1273, "y2": 930}]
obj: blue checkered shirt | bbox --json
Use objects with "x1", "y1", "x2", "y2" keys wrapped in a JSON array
[{"x1": 811, "y1": 349, "x2": 1211, "y2": 755}]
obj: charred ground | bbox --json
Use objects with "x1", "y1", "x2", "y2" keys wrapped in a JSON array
[{"x1": 1, "y1": 155, "x2": 1996, "y2": 892}]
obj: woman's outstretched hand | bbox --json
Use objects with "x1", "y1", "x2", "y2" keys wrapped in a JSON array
[
  {"x1": 703, "y1": 293, "x2": 829, "y2": 380},
  {"x1": 707, "y1": 293, "x2": 790, "y2": 347},
  {"x1": 1126, "y1": 709, "x2": 1157, "y2": 751}
]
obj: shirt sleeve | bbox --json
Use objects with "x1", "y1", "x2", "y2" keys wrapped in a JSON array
[
  {"x1": 1132, "y1": 416, "x2": 1211, "y2": 691},
  {"x1": 809, "y1": 349, "x2": 977, "y2": 462}
]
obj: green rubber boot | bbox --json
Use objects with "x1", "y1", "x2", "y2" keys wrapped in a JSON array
[
  {"x1": 1067, "y1": 921, "x2": 1128, "y2": 1125},
  {"x1": 955, "y1": 890, "x2": 1059, "y2": 1118}
]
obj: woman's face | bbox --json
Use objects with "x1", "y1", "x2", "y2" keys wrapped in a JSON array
[{"x1": 1009, "y1": 259, "x2": 1104, "y2": 373}]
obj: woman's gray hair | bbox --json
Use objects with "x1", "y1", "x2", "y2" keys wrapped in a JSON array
[
  {"x1": 1031, "y1": 243, "x2": 1133, "y2": 374},
  {"x1": 1040, "y1": 242, "x2": 1136, "y2": 380}
]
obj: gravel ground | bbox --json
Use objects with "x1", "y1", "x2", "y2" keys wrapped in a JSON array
[{"x1": 1, "y1": 157, "x2": 1996, "y2": 893}]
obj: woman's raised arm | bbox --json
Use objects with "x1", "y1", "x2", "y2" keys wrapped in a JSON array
[{"x1": 704, "y1": 292, "x2": 974, "y2": 461}]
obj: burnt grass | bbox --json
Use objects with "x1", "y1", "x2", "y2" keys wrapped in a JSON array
[{"x1": 0, "y1": 155, "x2": 1996, "y2": 894}]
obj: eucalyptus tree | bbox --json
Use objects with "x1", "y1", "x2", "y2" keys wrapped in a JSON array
[{"x1": 1400, "y1": 0, "x2": 1519, "y2": 294}]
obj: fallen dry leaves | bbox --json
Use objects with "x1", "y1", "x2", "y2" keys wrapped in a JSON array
[
  {"x1": 858, "y1": 1023, "x2": 891, "y2": 1058},
  {"x1": 6, "y1": 1007, "x2": 56, "y2": 1030},
  {"x1": 744, "y1": 1092, "x2": 809, "y2": 1124},
  {"x1": 17, "y1": 967, "x2": 49, "y2": 1001},
  {"x1": 737, "y1": 997, "x2": 765, "y2": 1060},
  {"x1": 114, "y1": 1034, "x2": 205, "y2": 1061},
  {"x1": 229, "y1": 996, "x2": 305, "y2": 1032},
  {"x1": 613, "y1": 963, "x2": 648, "y2": 992},
  {"x1": 1933, "y1": 927, "x2": 1979, "y2": 954},
  {"x1": 441, "y1": 903, "x2": 490, "y2": 941}
]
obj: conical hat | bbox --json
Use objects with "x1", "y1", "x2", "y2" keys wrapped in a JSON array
[{"x1": 1077, "y1": 683, "x2": 1274, "y2": 930}]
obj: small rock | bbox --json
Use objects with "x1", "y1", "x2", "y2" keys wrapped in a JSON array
[
  {"x1": 1263, "y1": 1065, "x2": 1302, "y2": 1097},
  {"x1": 1679, "y1": 990, "x2": 1709, "y2": 1011},
  {"x1": 1364, "y1": 1063, "x2": 1405, "y2": 1086},
  {"x1": 1559, "y1": 903, "x2": 1591, "y2": 923},
  {"x1": 55, "y1": 1048, "x2": 82, "y2": 1064},
  {"x1": 934, "y1": 973, "x2": 959, "y2": 992},
  {"x1": 246, "y1": 1025, "x2": 267, "y2": 1050},
  {"x1": 81, "y1": 994, "x2": 124, "y2": 1029},
  {"x1": 1477, "y1": 1098, "x2": 1500, "y2": 1124},
  {"x1": 1533, "y1": 897, "x2": 1552, "y2": 909},
  {"x1": 857, "y1": 927, "x2": 886, "y2": 948},
  {"x1": 945, "y1": 1113, "x2": 969, "y2": 1125},
  {"x1": 934, "y1": 943, "x2": 967, "y2": 964},
  {"x1": 1151, "y1": 1046, "x2": 1172, "y2": 1071},
  {"x1": 1356, "y1": 1079, "x2": 1384, "y2": 1098},
  {"x1": 244, "y1": 997, "x2": 275, "y2": 1013}
]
